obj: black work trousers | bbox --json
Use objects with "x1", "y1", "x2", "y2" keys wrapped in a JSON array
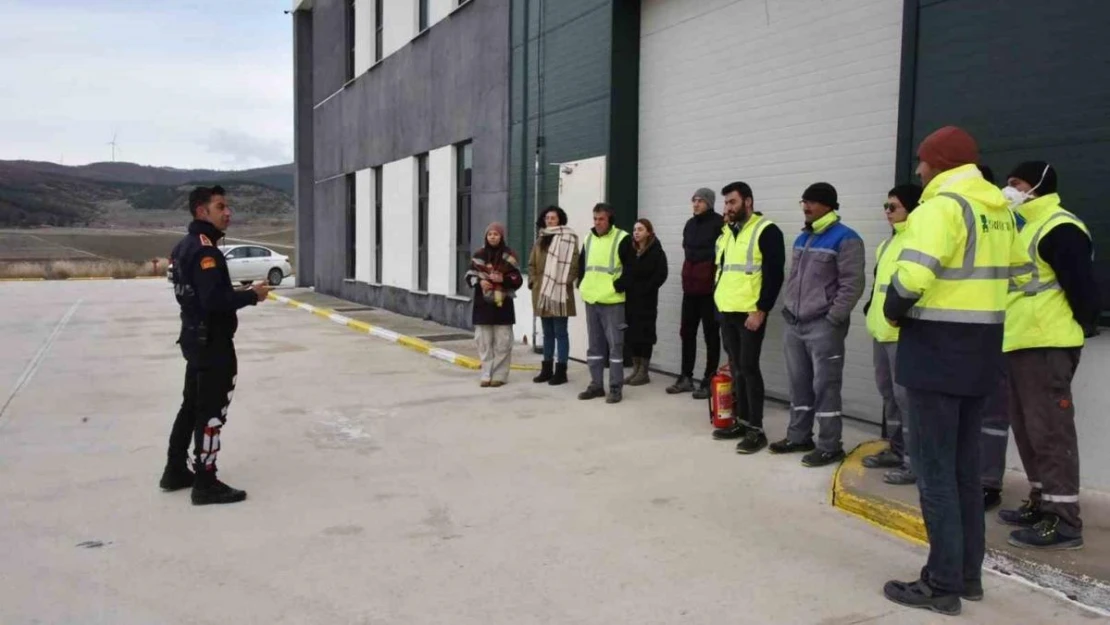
[
  {"x1": 167, "y1": 336, "x2": 238, "y2": 474},
  {"x1": 680, "y1": 293, "x2": 720, "y2": 384},
  {"x1": 719, "y1": 312, "x2": 767, "y2": 431},
  {"x1": 1008, "y1": 347, "x2": 1083, "y2": 533}
]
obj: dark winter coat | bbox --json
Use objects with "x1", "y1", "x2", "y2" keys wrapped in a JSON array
[
  {"x1": 465, "y1": 243, "x2": 524, "y2": 326},
  {"x1": 681, "y1": 209, "x2": 724, "y2": 295},
  {"x1": 617, "y1": 237, "x2": 669, "y2": 346}
]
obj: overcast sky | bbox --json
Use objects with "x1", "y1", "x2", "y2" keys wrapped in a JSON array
[{"x1": 0, "y1": 0, "x2": 293, "y2": 170}]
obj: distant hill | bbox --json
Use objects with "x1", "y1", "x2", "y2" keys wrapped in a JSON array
[{"x1": 0, "y1": 160, "x2": 294, "y2": 227}]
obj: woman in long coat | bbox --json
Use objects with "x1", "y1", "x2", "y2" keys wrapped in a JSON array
[
  {"x1": 616, "y1": 218, "x2": 668, "y2": 386},
  {"x1": 527, "y1": 206, "x2": 580, "y2": 386}
]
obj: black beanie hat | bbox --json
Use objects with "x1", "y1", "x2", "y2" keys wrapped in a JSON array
[
  {"x1": 1008, "y1": 161, "x2": 1057, "y2": 196},
  {"x1": 888, "y1": 184, "x2": 923, "y2": 213},
  {"x1": 802, "y1": 182, "x2": 839, "y2": 210}
]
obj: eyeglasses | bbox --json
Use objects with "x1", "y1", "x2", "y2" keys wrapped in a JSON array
[{"x1": 883, "y1": 203, "x2": 901, "y2": 213}]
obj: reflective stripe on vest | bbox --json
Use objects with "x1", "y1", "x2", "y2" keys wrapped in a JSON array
[
  {"x1": 1009, "y1": 210, "x2": 1082, "y2": 296},
  {"x1": 893, "y1": 192, "x2": 1013, "y2": 324},
  {"x1": 714, "y1": 216, "x2": 773, "y2": 313},
  {"x1": 580, "y1": 229, "x2": 628, "y2": 305},
  {"x1": 584, "y1": 233, "x2": 622, "y2": 275}
]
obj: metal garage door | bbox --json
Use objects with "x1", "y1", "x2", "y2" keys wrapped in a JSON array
[
  {"x1": 908, "y1": 0, "x2": 1110, "y2": 317},
  {"x1": 638, "y1": 0, "x2": 904, "y2": 422}
]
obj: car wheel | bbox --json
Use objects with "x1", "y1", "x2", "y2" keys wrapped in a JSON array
[{"x1": 267, "y1": 268, "x2": 283, "y2": 286}]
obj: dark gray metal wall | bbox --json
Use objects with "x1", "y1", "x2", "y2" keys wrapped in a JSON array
[
  {"x1": 899, "y1": 0, "x2": 1110, "y2": 317},
  {"x1": 297, "y1": 0, "x2": 511, "y2": 328},
  {"x1": 293, "y1": 9, "x2": 315, "y2": 286},
  {"x1": 507, "y1": 0, "x2": 640, "y2": 259}
]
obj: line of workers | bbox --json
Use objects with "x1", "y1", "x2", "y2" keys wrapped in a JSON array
[{"x1": 463, "y1": 126, "x2": 1097, "y2": 617}]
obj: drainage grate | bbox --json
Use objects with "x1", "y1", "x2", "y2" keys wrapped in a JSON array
[
  {"x1": 420, "y1": 333, "x2": 475, "y2": 343},
  {"x1": 331, "y1": 305, "x2": 376, "y2": 312}
]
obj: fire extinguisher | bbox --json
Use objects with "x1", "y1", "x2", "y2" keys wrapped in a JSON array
[{"x1": 708, "y1": 363, "x2": 735, "y2": 429}]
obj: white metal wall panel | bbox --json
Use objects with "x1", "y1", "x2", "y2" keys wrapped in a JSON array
[
  {"x1": 384, "y1": 0, "x2": 417, "y2": 59},
  {"x1": 382, "y1": 157, "x2": 417, "y2": 290},
  {"x1": 354, "y1": 168, "x2": 373, "y2": 282},
  {"x1": 638, "y1": 0, "x2": 903, "y2": 422},
  {"x1": 353, "y1": 0, "x2": 374, "y2": 75},
  {"x1": 427, "y1": 145, "x2": 456, "y2": 295}
]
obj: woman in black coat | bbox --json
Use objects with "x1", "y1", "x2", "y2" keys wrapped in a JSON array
[{"x1": 616, "y1": 218, "x2": 668, "y2": 386}]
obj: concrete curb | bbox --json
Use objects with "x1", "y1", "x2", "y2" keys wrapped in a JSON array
[
  {"x1": 832, "y1": 440, "x2": 1110, "y2": 613},
  {"x1": 269, "y1": 292, "x2": 541, "y2": 372}
]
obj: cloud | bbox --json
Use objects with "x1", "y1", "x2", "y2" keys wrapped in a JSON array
[
  {"x1": 203, "y1": 129, "x2": 292, "y2": 168},
  {"x1": 0, "y1": 0, "x2": 292, "y2": 170}
]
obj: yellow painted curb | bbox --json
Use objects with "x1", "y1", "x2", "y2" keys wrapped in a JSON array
[
  {"x1": 267, "y1": 292, "x2": 541, "y2": 372},
  {"x1": 831, "y1": 440, "x2": 927, "y2": 546}
]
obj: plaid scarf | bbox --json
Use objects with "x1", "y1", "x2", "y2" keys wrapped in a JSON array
[
  {"x1": 536, "y1": 226, "x2": 578, "y2": 316},
  {"x1": 466, "y1": 243, "x2": 519, "y2": 307}
]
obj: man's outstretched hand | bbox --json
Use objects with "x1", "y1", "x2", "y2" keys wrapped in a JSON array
[{"x1": 251, "y1": 282, "x2": 273, "y2": 302}]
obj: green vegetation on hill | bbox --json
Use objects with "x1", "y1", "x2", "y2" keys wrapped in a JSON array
[{"x1": 0, "y1": 160, "x2": 294, "y2": 227}]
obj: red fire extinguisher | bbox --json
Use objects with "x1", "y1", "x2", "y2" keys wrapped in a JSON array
[{"x1": 708, "y1": 363, "x2": 735, "y2": 429}]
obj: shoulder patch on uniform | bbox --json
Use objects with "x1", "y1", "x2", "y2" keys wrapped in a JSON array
[
  {"x1": 200, "y1": 256, "x2": 217, "y2": 270},
  {"x1": 199, "y1": 234, "x2": 213, "y2": 247}
]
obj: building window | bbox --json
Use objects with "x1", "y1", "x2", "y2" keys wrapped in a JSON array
[
  {"x1": 346, "y1": 0, "x2": 356, "y2": 80},
  {"x1": 345, "y1": 173, "x2": 356, "y2": 279},
  {"x1": 418, "y1": 0, "x2": 429, "y2": 31},
  {"x1": 416, "y1": 153, "x2": 429, "y2": 292},
  {"x1": 373, "y1": 166, "x2": 383, "y2": 283},
  {"x1": 455, "y1": 141, "x2": 473, "y2": 296},
  {"x1": 374, "y1": 0, "x2": 384, "y2": 62}
]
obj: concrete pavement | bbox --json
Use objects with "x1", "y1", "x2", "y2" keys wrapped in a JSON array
[{"x1": 0, "y1": 280, "x2": 1103, "y2": 624}]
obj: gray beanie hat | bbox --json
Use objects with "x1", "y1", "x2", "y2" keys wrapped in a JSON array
[{"x1": 693, "y1": 187, "x2": 716, "y2": 209}]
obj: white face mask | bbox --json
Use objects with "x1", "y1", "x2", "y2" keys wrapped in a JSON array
[
  {"x1": 1002, "y1": 185, "x2": 1031, "y2": 210},
  {"x1": 1002, "y1": 163, "x2": 1051, "y2": 210}
]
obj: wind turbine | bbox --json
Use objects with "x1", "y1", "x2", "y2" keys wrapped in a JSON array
[{"x1": 107, "y1": 132, "x2": 120, "y2": 162}]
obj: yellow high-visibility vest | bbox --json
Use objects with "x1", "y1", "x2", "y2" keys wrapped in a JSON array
[
  {"x1": 866, "y1": 222, "x2": 907, "y2": 342},
  {"x1": 891, "y1": 164, "x2": 1031, "y2": 325},
  {"x1": 1004, "y1": 193, "x2": 1089, "y2": 352},
  {"x1": 580, "y1": 227, "x2": 628, "y2": 305},
  {"x1": 714, "y1": 215, "x2": 774, "y2": 313}
]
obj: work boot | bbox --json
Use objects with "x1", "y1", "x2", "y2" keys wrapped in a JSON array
[
  {"x1": 666, "y1": 376, "x2": 695, "y2": 394},
  {"x1": 533, "y1": 360, "x2": 553, "y2": 384},
  {"x1": 548, "y1": 363, "x2": 568, "y2": 386},
  {"x1": 624, "y1": 358, "x2": 643, "y2": 385},
  {"x1": 801, "y1": 448, "x2": 846, "y2": 468},
  {"x1": 159, "y1": 461, "x2": 194, "y2": 492},
  {"x1": 191, "y1": 471, "x2": 247, "y2": 506},
  {"x1": 691, "y1": 383, "x2": 710, "y2": 400},
  {"x1": 712, "y1": 423, "x2": 747, "y2": 440},
  {"x1": 627, "y1": 358, "x2": 651, "y2": 386},
  {"x1": 883, "y1": 466, "x2": 918, "y2": 486},
  {"x1": 862, "y1": 448, "x2": 902, "y2": 469},
  {"x1": 768, "y1": 438, "x2": 816, "y2": 455},
  {"x1": 606, "y1": 386, "x2": 623, "y2": 404},
  {"x1": 1008, "y1": 514, "x2": 1083, "y2": 551},
  {"x1": 578, "y1": 384, "x2": 605, "y2": 400},
  {"x1": 962, "y1": 578, "x2": 984, "y2": 602},
  {"x1": 998, "y1": 499, "x2": 1044, "y2": 527},
  {"x1": 883, "y1": 578, "x2": 961, "y2": 616},
  {"x1": 735, "y1": 430, "x2": 768, "y2": 455},
  {"x1": 983, "y1": 487, "x2": 1002, "y2": 512}
]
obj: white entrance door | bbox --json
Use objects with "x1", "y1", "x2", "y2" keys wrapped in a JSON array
[{"x1": 555, "y1": 156, "x2": 608, "y2": 363}]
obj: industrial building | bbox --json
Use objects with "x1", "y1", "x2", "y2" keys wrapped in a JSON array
[{"x1": 292, "y1": 0, "x2": 1110, "y2": 486}]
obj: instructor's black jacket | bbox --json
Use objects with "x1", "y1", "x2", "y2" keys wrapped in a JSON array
[{"x1": 171, "y1": 220, "x2": 259, "y2": 341}]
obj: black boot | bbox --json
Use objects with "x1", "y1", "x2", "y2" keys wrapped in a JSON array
[
  {"x1": 191, "y1": 469, "x2": 247, "y2": 506},
  {"x1": 548, "y1": 363, "x2": 568, "y2": 386},
  {"x1": 159, "y1": 460, "x2": 194, "y2": 492},
  {"x1": 533, "y1": 360, "x2": 553, "y2": 383}
]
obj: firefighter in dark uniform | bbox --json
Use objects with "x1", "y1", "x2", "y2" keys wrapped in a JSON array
[{"x1": 159, "y1": 185, "x2": 271, "y2": 505}]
